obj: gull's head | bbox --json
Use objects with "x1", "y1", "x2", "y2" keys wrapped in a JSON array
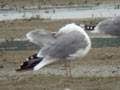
[{"x1": 55, "y1": 23, "x2": 86, "y2": 37}]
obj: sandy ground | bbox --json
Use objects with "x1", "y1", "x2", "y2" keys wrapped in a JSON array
[
  {"x1": 0, "y1": 19, "x2": 102, "y2": 40},
  {"x1": 0, "y1": 48, "x2": 120, "y2": 90},
  {"x1": 0, "y1": 19, "x2": 120, "y2": 89}
]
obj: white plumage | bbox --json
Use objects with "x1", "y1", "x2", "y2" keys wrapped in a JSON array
[{"x1": 16, "y1": 23, "x2": 91, "y2": 71}]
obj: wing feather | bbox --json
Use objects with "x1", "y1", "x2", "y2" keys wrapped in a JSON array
[{"x1": 26, "y1": 29, "x2": 55, "y2": 46}]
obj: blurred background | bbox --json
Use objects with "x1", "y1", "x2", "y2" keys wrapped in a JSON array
[{"x1": 0, "y1": 0, "x2": 120, "y2": 90}]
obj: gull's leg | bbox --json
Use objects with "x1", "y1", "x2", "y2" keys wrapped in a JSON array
[
  {"x1": 64, "y1": 61, "x2": 68, "y2": 77},
  {"x1": 64, "y1": 60, "x2": 72, "y2": 77},
  {"x1": 68, "y1": 60, "x2": 72, "y2": 77}
]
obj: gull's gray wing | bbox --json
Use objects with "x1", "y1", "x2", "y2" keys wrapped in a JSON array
[
  {"x1": 38, "y1": 31, "x2": 88, "y2": 59},
  {"x1": 97, "y1": 16, "x2": 120, "y2": 36},
  {"x1": 26, "y1": 29, "x2": 55, "y2": 47}
]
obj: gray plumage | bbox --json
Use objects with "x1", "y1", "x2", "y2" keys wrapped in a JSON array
[
  {"x1": 94, "y1": 16, "x2": 120, "y2": 36},
  {"x1": 18, "y1": 23, "x2": 91, "y2": 71},
  {"x1": 39, "y1": 31, "x2": 88, "y2": 59},
  {"x1": 26, "y1": 29, "x2": 55, "y2": 47}
]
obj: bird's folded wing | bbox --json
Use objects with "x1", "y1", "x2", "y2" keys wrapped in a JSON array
[{"x1": 26, "y1": 29, "x2": 56, "y2": 47}]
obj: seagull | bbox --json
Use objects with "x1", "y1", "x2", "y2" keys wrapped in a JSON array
[
  {"x1": 90, "y1": 16, "x2": 120, "y2": 36},
  {"x1": 16, "y1": 23, "x2": 91, "y2": 72}
]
